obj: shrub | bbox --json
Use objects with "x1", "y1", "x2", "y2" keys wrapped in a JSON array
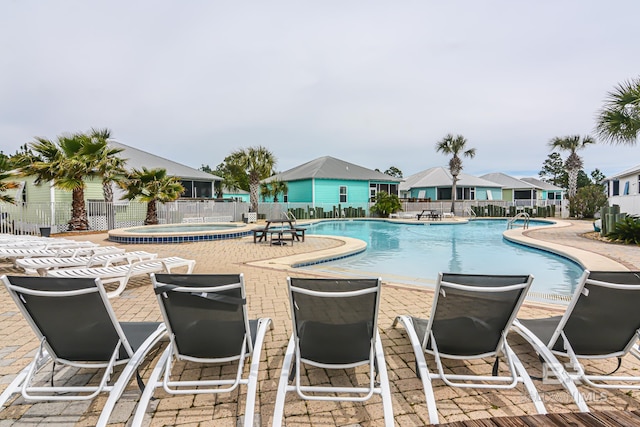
[
  {"x1": 606, "y1": 215, "x2": 640, "y2": 245},
  {"x1": 571, "y1": 185, "x2": 608, "y2": 218},
  {"x1": 370, "y1": 191, "x2": 402, "y2": 218}
]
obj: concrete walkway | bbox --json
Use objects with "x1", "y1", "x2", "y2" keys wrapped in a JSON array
[{"x1": 0, "y1": 219, "x2": 639, "y2": 426}]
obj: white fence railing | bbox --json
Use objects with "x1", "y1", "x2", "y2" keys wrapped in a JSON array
[
  {"x1": 0, "y1": 200, "x2": 250, "y2": 235},
  {"x1": 0, "y1": 198, "x2": 562, "y2": 236}
]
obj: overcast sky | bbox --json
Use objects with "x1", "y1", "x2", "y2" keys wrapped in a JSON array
[{"x1": 2, "y1": 1, "x2": 639, "y2": 180}]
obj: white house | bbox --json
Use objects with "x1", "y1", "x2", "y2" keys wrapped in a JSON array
[{"x1": 604, "y1": 164, "x2": 640, "y2": 215}]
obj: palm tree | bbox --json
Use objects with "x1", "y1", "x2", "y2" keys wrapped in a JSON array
[
  {"x1": 90, "y1": 129, "x2": 127, "y2": 229},
  {"x1": 435, "y1": 134, "x2": 476, "y2": 215},
  {"x1": 595, "y1": 77, "x2": 640, "y2": 145},
  {"x1": 229, "y1": 146, "x2": 276, "y2": 213},
  {"x1": 260, "y1": 179, "x2": 288, "y2": 202},
  {"x1": 0, "y1": 158, "x2": 19, "y2": 204},
  {"x1": 120, "y1": 167, "x2": 184, "y2": 225},
  {"x1": 17, "y1": 131, "x2": 116, "y2": 231},
  {"x1": 548, "y1": 135, "x2": 595, "y2": 198}
]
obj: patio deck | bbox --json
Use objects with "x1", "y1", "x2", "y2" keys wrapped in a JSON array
[{"x1": 0, "y1": 219, "x2": 639, "y2": 426}]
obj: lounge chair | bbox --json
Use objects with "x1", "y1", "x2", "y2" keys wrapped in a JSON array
[
  {"x1": 0, "y1": 276, "x2": 166, "y2": 427},
  {"x1": 272, "y1": 277, "x2": 394, "y2": 427},
  {"x1": 393, "y1": 273, "x2": 545, "y2": 424},
  {"x1": 512, "y1": 270, "x2": 640, "y2": 412},
  {"x1": 45, "y1": 257, "x2": 196, "y2": 298},
  {"x1": 15, "y1": 250, "x2": 157, "y2": 275},
  {"x1": 131, "y1": 273, "x2": 272, "y2": 427},
  {"x1": 0, "y1": 244, "x2": 118, "y2": 266}
]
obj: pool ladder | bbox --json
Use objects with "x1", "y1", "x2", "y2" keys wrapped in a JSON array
[
  {"x1": 283, "y1": 211, "x2": 297, "y2": 226},
  {"x1": 507, "y1": 212, "x2": 530, "y2": 230}
]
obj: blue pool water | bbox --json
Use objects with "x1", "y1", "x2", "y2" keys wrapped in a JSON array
[{"x1": 300, "y1": 219, "x2": 583, "y2": 298}]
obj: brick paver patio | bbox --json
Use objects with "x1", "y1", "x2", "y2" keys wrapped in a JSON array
[{"x1": 0, "y1": 219, "x2": 639, "y2": 426}]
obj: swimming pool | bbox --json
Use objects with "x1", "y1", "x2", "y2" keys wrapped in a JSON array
[
  {"x1": 109, "y1": 223, "x2": 253, "y2": 244},
  {"x1": 300, "y1": 219, "x2": 584, "y2": 299}
]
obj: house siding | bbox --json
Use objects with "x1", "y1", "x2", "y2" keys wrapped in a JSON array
[
  {"x1": 315, "y1": 179, "x2": 370, "y2": 204},
  {"x1": 287, "y1": 180, "x2": 313, "y2": 203}
]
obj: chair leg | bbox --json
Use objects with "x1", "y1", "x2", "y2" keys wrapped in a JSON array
[
  {"x1": 131, "y1": 345, "x2": 171, "y2": 427},
  {"x1": 272, "y1": 336, "x2": 296, "y2": 427},
  {"x1": 511, "y1": 320, "x2": 589, "y2": 412},
  {"x1": 505, "y1": 345, "x2": 547, "y2": 414},
  {"x1": 97, "y1": 324, "x2": 167, "y2": 427},
  {"x1": 374, "y1": 331, "x2": 395, "y2": 427},
  {"x1": 243, "y1": 318, "x2": 272, "y2": 427},
  {"x1": 394, "y1": 315, "x2": 439, "y2": 424}
]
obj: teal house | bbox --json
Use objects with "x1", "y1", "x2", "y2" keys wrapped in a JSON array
[
  {"x1": 399, "y1": 167, "x2": 502, "y2": 201},
  {"x1": 261, "y1": 156, "x2": 402, "y2": 217}
]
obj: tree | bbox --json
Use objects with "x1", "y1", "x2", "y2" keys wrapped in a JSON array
[
  {"x1": 572, "y1": 185, "x2": 608, "y2": 219},
  {"x1": 539, "y1": 152, "x2": 568, "y2": 188},
  {"x1": 0, "y1": 157, "x2": 19, "y2": 204},
  {"x1": 435, "y1": 134, "x2": 476, "y2": 215},
  {"x1": 375, "y1": 166, "x2": 403, "y2": 178},
  {"x1": 260, "y1": 179, "x2": 288, "y2": 202},
  {"x1": 120, "y1": 167, "x2": 184, "y2": 225},
  {"x1": 548, "y1": 135, "x2": 595, "y2": 198},
  {"x1": 370, "y1": 191, "x2": 402, "y2": 217},
  {"x1": 590, "y1": 169, "x2": 606, "y2": 186},
  {"x1": 595, "y1": 76, "x2": 640, "y2": 145},
  {"x1": 16, "y1": 130, "x2": 118, "y2": 231},
  {"x1": 225, "y1": 146, "x2": 276, "y2": 213},
  {"x1": 90, "y1": 129, "x2": 127, "y2": 229}
]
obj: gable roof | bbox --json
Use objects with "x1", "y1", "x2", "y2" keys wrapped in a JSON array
[
  {"x1": 605, "y1": 164, "x2": 640, "y2": 181},
  {"x1": 108, "y1": 141, "x2": 221, "y2": 182},
  {"x1": 400, "y1": 167, "x2": 502, "y2": 191},
  {"x1": 520, "y1": 177, "x2": 565, "y2": 191},
  {"x1": 480, "y1": 172, "x2": 537, "y2": 189},
  {"x1": 263, "y1": 156, "x2": 402, "y2": 183}
]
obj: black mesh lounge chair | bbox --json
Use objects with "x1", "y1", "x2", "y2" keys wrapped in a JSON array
[
  {"x1": 272, "y1": 277, "x2": 394, "y2": 427},
  {"x1": 512, "y1": 270, "x2": 640, "y2": 412},
  {"x1": 393, "y1": 273, "x2": 545, "y2": 425},
  {"x1": 0, "y1": 275, "x2": 166, "y2": 427},
  {"x1": 131, "y1": 273, "x2": 272, "y2": 427}
]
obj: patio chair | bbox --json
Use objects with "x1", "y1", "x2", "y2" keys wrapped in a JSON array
[
  {"x1": 0, "y1": 276, "x2": 166, "y2": 427},
  {"x1": 392, "y1": 273, "x2": 545, "y2": 424},
  {"x1": 45, "y1": 256, "x2": 196, "y2": 298},
  {"x1": 131, "y1": 273, "x2": 272, "y2": 427},
  {"x1": 512, "y1": 270, "x2": 640, "y2": 412},
  {"x1": 0, "y1": 244, "x2": 119, "y2": 266},
  {"x1": 15, "y1": 250, "x2": 157, "y2": 275},
  {"x1": 272, "y1": 277, "x2": 394, "y2": 427}
]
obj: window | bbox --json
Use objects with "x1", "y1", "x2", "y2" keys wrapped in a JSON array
[
  {"x1": 369, "y1": 187, "x2": 376, "y2": 201},
  {"x1": 624, "y1": 181, "x2": 630, "y2": 195},
  {"x1": 612, "y1": 180, "x2": 620, "y2": 196},
  {"x1": 456, "y1": 187, "x2": 475, "y2": 200},
  {"x1": 369, "y1": 182, "x2": 398, "y2": 198},
  {"x1": 339, "y1": 186, "x2": 347, "y2": 203}
]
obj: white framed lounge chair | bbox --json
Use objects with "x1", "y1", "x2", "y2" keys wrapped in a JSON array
[
  {"x1": 132, "y1": 273, "x2": 272, "y2": 427},
  {"x1": 15, "y1": 250, "x2": 157, "y2": 275},
  {"x1": 272, "y1": 277, "x2": 394, "y2": 427},
  {"x1": 512, "y1": 270, "x2": 640, "y2": 412},
  {"x1": 0, "y1": 244, "x2": 119, "y2": 266},
  {"x1": 393, "y1": 273, "x2": 545, "y2": 424},
  {"x1": 45, "y1": 257, "x2": 196, "y2": 298},
  {"x1": 0, "y1": 276, "x2": 167, "y2": 427}
]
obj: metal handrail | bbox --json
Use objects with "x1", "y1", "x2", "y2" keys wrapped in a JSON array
[{"x1": 507, "y1": 212, "x2": 530, "y2": 230}]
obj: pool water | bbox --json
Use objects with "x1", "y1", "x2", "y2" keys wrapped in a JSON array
[{"x1": 300, "y1": 219, "x2": 583, "y2": 298}]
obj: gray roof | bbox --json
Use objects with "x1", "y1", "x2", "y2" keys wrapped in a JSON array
[
  {"x1": 263, "y1": 156, "x2": 402, "y2": 183},
  {"x1": 480, "y1": 172, "x2": 537, "y2": 190},
  {"x1": 109, "y1": 141, "x2": 221, "y2": 182},
  {"x1": 400, "y1": 167, "x2": 502, "y2": 191},
  {"x1": 520, "y1": 177, "x2": 565, "y2": 191}
]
